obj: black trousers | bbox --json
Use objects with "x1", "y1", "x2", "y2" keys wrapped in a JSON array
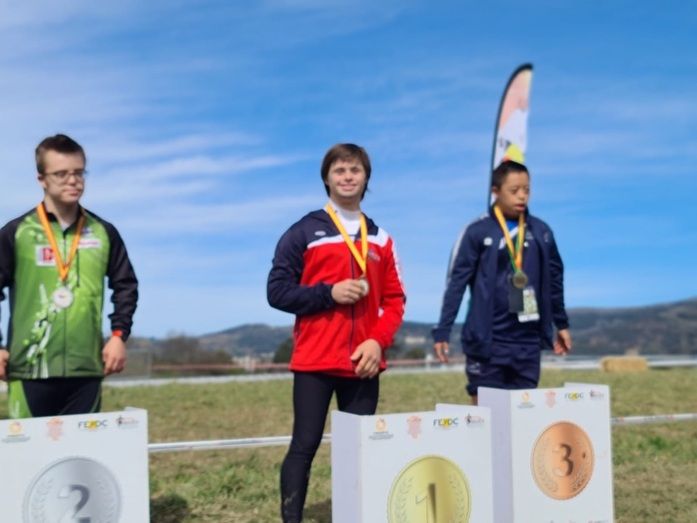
[
  {"x1": 280, "y1": 372, "x2": 379, "y2": 523},
  {"x1": 19, "y1": 377, "x2": 102, "y2": 417}
]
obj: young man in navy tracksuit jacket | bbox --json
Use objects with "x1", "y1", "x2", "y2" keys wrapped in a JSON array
[
  {"x1": 268, "y1": 143, "x2": 405, "y2": 523},
  {"x1": 432, "y1": 160, "x2": 571, "y2": 404}
]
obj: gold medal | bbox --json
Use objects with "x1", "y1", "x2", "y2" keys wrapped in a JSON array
[
  {"x1": 387, "y1": 455, "x2": 471, "y2": 522},
  {"x1": 358, "y1": 277, "x2": 370, "y2": 296},
  {"x1": 51, "y1": 286, "x2": 74, "y2": 309},
  {"x1": 512, "y1": 269, "x2": 528, "y2": 289},
  {"x1": 531, "y1": 421, "x2": 595, "y2": 500}
]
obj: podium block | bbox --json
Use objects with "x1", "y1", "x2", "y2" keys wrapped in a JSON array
[
  {"x1": 479, "y1": 384, "x2": 614, "y2": 523},
  {"x1": 0, "y1": 408, "x2": 150, "y2": 522},
  {"x1": 332, "y1": 407, "x2": 494, "y2": 522}
]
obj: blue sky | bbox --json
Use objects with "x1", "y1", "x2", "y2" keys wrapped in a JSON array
[{"x1": 1, "y1": 1, "x2": 696, "y2": 338}]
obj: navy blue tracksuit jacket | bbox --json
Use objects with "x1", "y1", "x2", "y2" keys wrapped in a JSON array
[{"x1": 432, "y1": 208, "x2": 569, "y2": 359}]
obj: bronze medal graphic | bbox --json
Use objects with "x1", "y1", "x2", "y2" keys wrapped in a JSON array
[
  {"x1": 388, "y1": 455, "x2": 471, "y2": 522},
  {"x1": 531, "y1": 421, "x2": 594, "y2": 500}
]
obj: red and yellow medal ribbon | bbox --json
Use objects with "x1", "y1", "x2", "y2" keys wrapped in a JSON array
[
  {"x1": 36, "y1": 203, "x2": 86, "y2": 282},
  {"x1": 324, "y1": 203, "x2": 368, "y2": 275},
  {"x1": 493, "y1": 205, "x2": 525, "y2": 272}
]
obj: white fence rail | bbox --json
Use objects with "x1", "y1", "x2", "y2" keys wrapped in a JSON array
[{"x1": 148, "y1": 412, "x2": 697, "y2": 453}]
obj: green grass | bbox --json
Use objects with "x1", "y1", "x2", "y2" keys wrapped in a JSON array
[{"x1": 2, "y1": 368, "x2": 696, "y2": 522}]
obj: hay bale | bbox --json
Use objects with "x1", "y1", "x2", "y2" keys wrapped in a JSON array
[{"x1": 600, "y1": 356, "x2": 648, "y2": 373}]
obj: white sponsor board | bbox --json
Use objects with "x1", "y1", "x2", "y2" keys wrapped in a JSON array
[
  {"x1": 479, "y1": 384, "x2": 614, "y2": 523},
  {"x1": 332, "y1": 407, "x2": 494, "y2": 522},
  {"x1": 0, "y1": 408, "x2": 149, "y2": 522}
]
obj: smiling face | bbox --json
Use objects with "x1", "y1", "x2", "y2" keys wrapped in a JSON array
[
  {"x1": 492, "y1": 169, "x2": 530, "y2": 219},
  {"x1": 325, "y1": 157, "x2": 367, "y2": 209}
]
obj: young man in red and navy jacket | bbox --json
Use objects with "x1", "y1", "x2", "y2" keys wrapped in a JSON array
[{"x1": 267, "y1": 143, "x2": 405, "y2": 523}]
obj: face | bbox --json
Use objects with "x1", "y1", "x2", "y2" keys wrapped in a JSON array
[
  {"x1": 38, "y1": 150, "x2": 85, "y2": 206},
  {"x1": 492, "y1": 170, "x2": 530, "y2": 218},
  {"x1": 325, "y1": 157, "x2": 367, "y2": 206}
]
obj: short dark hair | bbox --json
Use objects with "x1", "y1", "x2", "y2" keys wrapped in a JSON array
[
  {"x1": 492, "y1": 160, "x2": 529, "y2": 189},
  {"x1": 320, "y1": 143, "x2": 371, "y2": 198},
  {"x1": 35, "y1": 134, "x2": 86, "y2": 174}
]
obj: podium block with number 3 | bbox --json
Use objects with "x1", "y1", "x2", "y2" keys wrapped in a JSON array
[{"x1": 479, "y1": 384, "x2": 614, "y2": 523}]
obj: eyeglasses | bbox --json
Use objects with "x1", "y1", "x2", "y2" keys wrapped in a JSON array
[{"x1": 44, "y1": 169, "x2": 88, "y2": 182}]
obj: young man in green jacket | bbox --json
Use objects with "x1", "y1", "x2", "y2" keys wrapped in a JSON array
[{"x1": 0, "y1": 134, "x2": 138, "y2": 418}]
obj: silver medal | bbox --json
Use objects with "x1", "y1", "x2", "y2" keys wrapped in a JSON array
[
  {"x1": 23, "y1": 456, "x2": 121, "y2": 522},
  {"x1": 52, "y1": 286, "x2": 74, "y2": 309}
]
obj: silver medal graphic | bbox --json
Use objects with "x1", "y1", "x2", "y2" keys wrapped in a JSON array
[{"x1": 23, "y1": 457, "x2": 121, "y2": 522}]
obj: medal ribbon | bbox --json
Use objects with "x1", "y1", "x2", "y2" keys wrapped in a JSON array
[
  {"x1": 493, "y1": 205, "x2": 525, "y2": 272},
  {"x1": 324, "y1": 203, "x2": 368, "y2": 275},
  {"x1": 36, "y1": 203, "x2": 86, "y2": 282}
]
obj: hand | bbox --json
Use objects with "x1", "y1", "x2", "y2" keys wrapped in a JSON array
[
  {"x1": 102, "y1": 336, "x2": 127, "y2": 375},
  {"x1": 350, "y1": 339, "x2": 382, "y2": 379},
  {"x1": 0, "y1": 349, "x2": 9, "y2": 380},
  {"x1": 553, "y1": 329, "x2": 572, "y2": 355},
  {"x1": 331, "y1": 279, "x2": 368, "y2": 305},
  {"x1": 433, "y1": 341, "x2": 450, "y2": 363}
]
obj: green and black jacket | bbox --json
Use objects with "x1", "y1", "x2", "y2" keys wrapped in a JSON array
[{"x1": 0, "y1": 204, "x2": 138, "y2": 379}]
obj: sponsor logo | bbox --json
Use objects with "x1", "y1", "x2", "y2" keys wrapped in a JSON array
[
  {"x1": 367, "y1": 248, "x2": 381, "y2": 262},
  {"x1": 545, "y1": 390, "x2": 557, "y2": 408},
  {"x1": 517, "y1": 391, "x2": 535, "y2": 409},
  {"x1": 46, "y1": 418, "x2": 64, "y2": 441},
  {"x1": 314, "y1": 230, "x2": 326, "y2": 237},
  {"x1": 564, "y1": 392, "x2": 585, "y2": 402},
  {"x1": 465, "y1": 361, "x2": 482, "y2": 375},
  {"x1": 78, "y1": 238, "x2": 102, "y2": 249},
  {"x1": 35, "y1": 246, "x2": 55, "y2": 266},
  {"x1": 590, "y1": 389, "x2": 606, "y2": 400},
  {"x1": 116, "y1": 415, "x2": 139, "y2": 429},
  {"x1": 433, "y1": 417, "x2": 459, "y2": 429},
  {"x1": 3, "y1": 421, "x2": 30, "y2": 443},
  {"x1": 368, "y1": 417, "x2": 393, "y2": 441},
  {"x1": 406, "y1": 415, "x2": 421, "y2": 439},
  {"x1": 78, "y1": 419, "x2": 108, "y2": 431},
  {"x1": 483, "y1": 237, "x2": 493, "y2": 246},
  {"x1": 465, "y1": 414, "x2": 485, "y2": 425}
]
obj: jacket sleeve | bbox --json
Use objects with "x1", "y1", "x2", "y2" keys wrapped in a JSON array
[
  {"x1": 548, "y1": 228, "x2": 570, "y2": 330},
  {"x1": 104, "y1": 223, "x2": 138, "y2": 341},
  {"x1": 0, "y1": 222, "x2": 16, "y2": 347},
  {"x1": 368, "y1": 237, "x2": 406, "y2": 349},
  {"x1": 432, "y1": 226, "x2": 479, "y2": 343},
  {"x1": 267, "y1": 224, "x2": 335, "y2": 316}
]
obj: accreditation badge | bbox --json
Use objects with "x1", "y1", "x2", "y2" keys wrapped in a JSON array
[{"x1": 517, "y1": 287, "x2": 540, "y2": 323}]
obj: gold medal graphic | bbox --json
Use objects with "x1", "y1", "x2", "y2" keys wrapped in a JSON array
[
  {"x1": 388, "y1": 455, "x2": 471, "y2": 523},
  {"x1": 531, "y1": 421, "x2": 594, "y2": 500}
]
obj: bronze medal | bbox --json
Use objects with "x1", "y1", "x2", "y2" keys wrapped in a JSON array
[
  {"x1": 512, "y1": 269, "x2": 528, "y2": 289},
  {"x1": 531, "y1": 421, "x2": 595, "y2": 500},
  {"x1": 388, "y1": 455, "x2": 471, "y2": 522}
]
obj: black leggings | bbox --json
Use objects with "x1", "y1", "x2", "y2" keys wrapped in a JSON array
[{"x1": 280, "y1": 372, "x2": 379, "y2": 523}]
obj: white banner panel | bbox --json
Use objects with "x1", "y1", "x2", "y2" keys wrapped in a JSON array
[
  {"x1": 479, "y1": 384, "x2": 613, "y2": 523},
  {"x1": 0, "y1": 408, "x2": 149, "y2": 522},
  {"x1": 332, "y1": 406, "x2": 494, "y2": 522}
]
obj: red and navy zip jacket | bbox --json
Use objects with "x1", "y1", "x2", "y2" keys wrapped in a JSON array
[{"x1": 267, "y1": 208, "x2": 406, "y2": 377}]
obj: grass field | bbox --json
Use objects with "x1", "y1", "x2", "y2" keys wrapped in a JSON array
[{"x1": 2, "y1": 368, "x2": 696, "y2": 522}]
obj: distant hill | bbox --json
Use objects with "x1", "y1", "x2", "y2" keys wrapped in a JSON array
[{"x1": 130, "y1": 297, "x2": 697, "y2": 357}]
